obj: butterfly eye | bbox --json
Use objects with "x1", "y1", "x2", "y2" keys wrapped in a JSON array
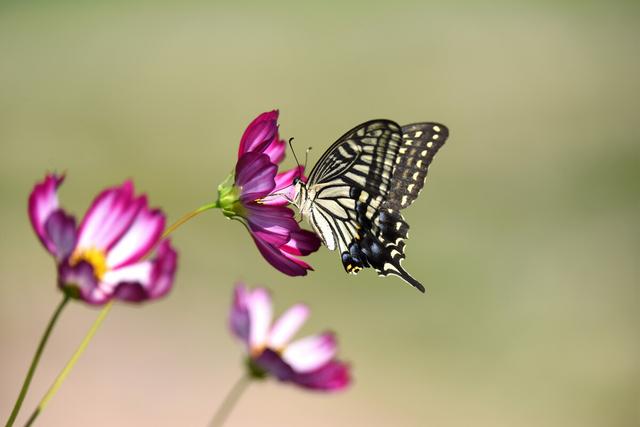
[{"x1": 293, "y1": 177, "x2": 301, "y2": 185}]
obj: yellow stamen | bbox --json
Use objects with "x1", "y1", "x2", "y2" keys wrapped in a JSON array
[{"x1": 70, "y1": 248, "x2": 108, "y2": 280}]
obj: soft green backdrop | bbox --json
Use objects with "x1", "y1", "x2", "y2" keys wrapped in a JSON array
[{"x1": 1, "y1": 1, "x2": 638, "y2": 426}]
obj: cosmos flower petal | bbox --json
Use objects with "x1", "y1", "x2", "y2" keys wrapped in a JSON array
[
  {"x1": 283, "y1": 332, "x2": 338, "y2": 373},
  {"x1": 230, "y1": 283, "x2": 252, "y2": 344},
  {"x1": 59, "y1": 261, "x2": 111, "y2": 306},
  {"x1": 77, "y1": 181, "x2": 144, "y2": 251},
  {"x1": 261, "y1": 167, "x2": 305, "y2": 206},
  {"x1": 281, "y1": 230, "x2": 322, "y2": 257},
  {"x1": 104, "y1": 240, "x2": 177, "y2": 303},
  {"x1": 235, "y1": 153, "x2": 277, "y2": 202},
  {"x1": 44, "y1": 210, "x2": 77, "y2": 261},
  {"x1": 238, "y1": 110, "x2": 279, "y2": 157},
  {"x1": 247, "y1": 287, "x2": 273, "y2": 349},
  {"x1": 293, "y1": 360, "x2": 351, "y2": 391},
  {"x1": 28, "y1": 173, "x2": 64, "y2": 255},
  {"x1": 254, "y1": 349, "x2": 296, "y2": 382},
  {"x1": 263, "y1": 138, "x2": 286, "y2": 165},
  {"x1": 106, "y1": 205, "x2": 166, "y2": 269},
  {"x1": 246, "y1": 204, "x2": 298, "y2": 247},
  {"x1": 268, "y1": 304, "x2": 310, "y2": 349},
  {"x1": 250, "y1": 234, "x2": 312, "y2": 277}
]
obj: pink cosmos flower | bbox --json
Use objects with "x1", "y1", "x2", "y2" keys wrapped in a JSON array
[
  {"x1": 230, "y1": 283, "x2": 351, "y2": 391},
  {"x1": 216, "y1": 111, "x2": 321, "y2": 276},
  {"x1": 28, "y1": 174, "x2": 178, "y2": 305}
]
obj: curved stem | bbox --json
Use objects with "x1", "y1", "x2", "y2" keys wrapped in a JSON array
[
  {"x1": 161, "y1": 202, "x2": 218, "y2": 239},
  {"x1": 23, "y1": 300, "x2": 114, "y2": 427},
  {"x1": 4, "y1": 296, "x2": 70, "y2": 427},
  {"x1": 209, "y1": 375, "x2": 251, "y2": 427}
]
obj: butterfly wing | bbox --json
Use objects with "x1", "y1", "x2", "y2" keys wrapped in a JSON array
[
  {"x1": 385, "y1": 123, "x2": 449, "y2": 210},
  {"x1": 303, "y1": 120, "x2": 449, "y2": 292}
]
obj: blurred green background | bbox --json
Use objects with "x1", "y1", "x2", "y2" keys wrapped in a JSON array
[{"x1": 1, "y1": 1, "x2": 638, "y2": 426}]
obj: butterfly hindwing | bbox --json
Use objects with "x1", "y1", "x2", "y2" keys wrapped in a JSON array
[{"x1": 386, "y1": 123, "x2": 449, "y2": 211}]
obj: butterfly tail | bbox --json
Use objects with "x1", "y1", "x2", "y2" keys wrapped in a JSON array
[{"x1": 380, "y1": 260, "x2": 426, "y2": 293}]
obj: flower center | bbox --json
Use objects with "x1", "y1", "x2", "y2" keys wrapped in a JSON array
[{"x1": 70, "y1": 247, "x2": 108, "y2": 280}]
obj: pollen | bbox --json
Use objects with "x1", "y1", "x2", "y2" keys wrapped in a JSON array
[{"x1": 70, "y1": 247, "x2": 108, "y2": 280}]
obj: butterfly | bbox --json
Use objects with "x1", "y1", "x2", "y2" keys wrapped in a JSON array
[{"x1": 291, "y1": 119, "x2": 449, "y2": 292}]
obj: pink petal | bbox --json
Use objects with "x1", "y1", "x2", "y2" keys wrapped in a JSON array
[
  {"x1": 293, "y1": 360, "x2": 351, "y2": 391},
  {"x1": 44, "y1": 210, "x2": 77, "y2": 261},
  {"x1": 77, "y1": 181, "x2": 143, "y2": 251},
  {"x1": 261, "y1": 167, "x2": 304, "y2": 206},
  {"x1": 281, "y1": 230, "x2": 321, "y2": 257},
  {"x1": 230, "y1": 283, "x2": 252, "y2": 344},
  {"x1": 59, "y1": 261, "x2": 111, "y2": 306},
  {"x1": 263, "y1": 138, "x2": 285, "y2": 164},
  {"x1": 247, "y1": 288, "x2": 273, "y2": 349},
  {"x1": 246, "y1": 204, "x2": 297, "y2": 247},
  {"x1": 268, "y1": 304, "x2": 310, "y2": 349},
  {"x1": 106, "y1": 205, "x2": 165, "y2": 269},
  {"x1": 28, "y1": 173, "x2": 65, "y2": 255},
  {"x1": 250, "y1": 234, "x2": 312, "y2": 277},
  {"x1": 235, "y1": 153, "x2": 277, "y2": 202},
  {"x1": 104, "y1": 240, "x2": 177, "y2": 303},
  {"x1": 283, "y1": 332, "x2": 338, "y2": 373},
  {"x1": 238, "y1": 110, "x2": 279, "y2": 157}
]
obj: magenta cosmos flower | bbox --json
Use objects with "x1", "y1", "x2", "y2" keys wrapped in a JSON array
[
  {"x1": 230, "y1": 283, "x2": 351, "y2": 391},
  {"x1": 29, "y1": 174, "x2": 178, "y2": 305},
  {"x1": 216, "y1": 111, "x2": 321, "y2": 276}
]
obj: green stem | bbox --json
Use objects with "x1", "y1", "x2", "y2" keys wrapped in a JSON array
[
  {"x1": 209, "y1": 376, "x2": 251, "y2": 427},
  {"x1": 161, "y1": 202, "x2": 218, "y2": 238},
  {"x1": 23, "y1": 300, "x2": 114, "y2": 427},
  {"x1": 4, "y1": 296, "x2": 70, "y2": 427}
]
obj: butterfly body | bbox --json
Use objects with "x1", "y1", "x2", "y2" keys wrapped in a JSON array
[{"x1": 292, "y1": 120, "x2": 448, "y2": 293}]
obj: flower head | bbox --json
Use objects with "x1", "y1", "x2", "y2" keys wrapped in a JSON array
[
  {"x1": 230, "y1": 283, "x2": 351, "y2": 391},
  {"x1": 29, "y1": 174, "x2": 178, "y2": 305},
  {"x1": 216, "y1": 111, "x2": 321, "y2": 276}
]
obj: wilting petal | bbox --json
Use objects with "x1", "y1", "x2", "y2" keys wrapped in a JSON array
[
  {"x1": 230, "y1": 284, "x2": 252, "y2": 343},
  {"x1": 247, "y1": 288, "x2": 272, "y2": 349},
  {"x1": 268, "y1": 304, "x2": 310, "y2": 349},
  {"x1": 283, "y1": 332, "x2": 337, "y2": 373},
  {"x1": 261, "y1": 167, "x2": 304, "y2": 206},
  {"x1": 106, "y1": 206, "x2": 165, "y2": 269},
  {"x1": 293, "y1": 360, "x2": 351, "y2": 391},
  {"x1": 238, "y1": 110, "x2": 279, "y2": 157},
  {"x1": 44, "y1": 210, "x2": 77, "y2": 261},
  {"x1": 246, "y1": 204, "x2": 298, "y2": 247},
  {"x1": 251, "y1": 235, "x2": 312, "y2": 277},
  {"x1": 104, "y1": 240, "x2": 177, "y2": 303},
  {"x1": 29, "y1": 174, "x2": 64, "y2": 254},
  {"x1": 255, "y1": 349, "x2": 296, "y2": 382},
  {"x1": 235, "y1": 153, "x2": 277, "y2": 202},
  {"x1": 77, "y1": 181, "x2": 144, "y2": 251},
  {"x1": 59, "y1": 261, "x2": 111, "y2": 305}
]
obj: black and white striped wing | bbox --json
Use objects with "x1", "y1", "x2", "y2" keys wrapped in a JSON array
[{"x1": 304, "y1": 120, "x2": 424, "y2": 291}]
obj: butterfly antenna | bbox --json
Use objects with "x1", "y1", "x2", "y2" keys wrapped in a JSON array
[
  {"x1": 304, "y1": 146, "x2": 312, "y2": 172},
  {"x1": 288, "y1": 137, "x2": 302, "y2": 169}
]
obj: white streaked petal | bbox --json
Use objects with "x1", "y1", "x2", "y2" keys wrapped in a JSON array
[
  {"x1": 282, "y1": 332, "x2": 337, "y2": 373},
  {"x1": 268, "y1": 304, "x2": 309, "y2": 349},
  {"x1": 248, "y1": 288, "x2": 273, "y2": 349}
]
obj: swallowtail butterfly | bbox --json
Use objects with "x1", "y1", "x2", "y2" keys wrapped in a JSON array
[{"x1": 291, "y1": 120, "x2": 448, "y2": 292}]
